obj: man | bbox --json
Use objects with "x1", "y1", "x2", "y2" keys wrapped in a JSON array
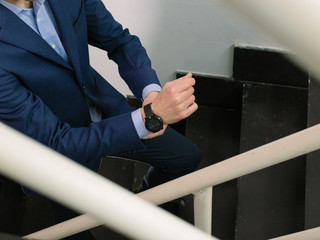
[{"x1": 0, "y1": 0, "x2": 201, "y2": 239}]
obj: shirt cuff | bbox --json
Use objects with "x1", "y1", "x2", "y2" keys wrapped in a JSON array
[
  {"x1": 141, "y1": 84, "x2": 162, "y2": 102},
  {"x1": 131, "y1": 109, "x2": 151, "y2": 139}
]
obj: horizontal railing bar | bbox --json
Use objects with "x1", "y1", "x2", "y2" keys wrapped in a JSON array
[
  {"x1": 138, "y1": 123, "x2": 320, "y2": 204},
  {"x1": 270, "y1": 226, "x2": 320, "y2": 240},
  {"x1": 0, "y1": 123, "x2": 217, "y2": 240},
  {"x1": 26, "y1": 123, "x2": 320, "y2": 239}
]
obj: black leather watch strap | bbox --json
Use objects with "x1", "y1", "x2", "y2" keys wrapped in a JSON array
[
  {"x1": 144, "y1": 103, "x2": 153, "y2": 118},
  {"x1": 143, "y1": 103, "x2": 163, "y2": 133}
]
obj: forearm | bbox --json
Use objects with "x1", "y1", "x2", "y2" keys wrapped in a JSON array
[
  {"x1": 0, "y1": 69, "x2": 145, "y2": 169},
  {"x1": 53, "y1": 113, "x2": 145, "y2": 168},
  {"x1": 85, "y1": 0, "x2": 160, "y2": 100}
]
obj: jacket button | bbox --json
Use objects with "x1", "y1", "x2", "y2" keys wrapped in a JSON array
[{"x1": 82, "y1": 84, "x2": 86, "y2": 90}]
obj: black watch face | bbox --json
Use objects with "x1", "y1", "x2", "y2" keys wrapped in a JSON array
[{"x1": 146, "y1": 116, "x2": 163, "y2": 133}]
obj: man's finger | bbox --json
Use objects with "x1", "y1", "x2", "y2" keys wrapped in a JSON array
[
  {"x1": 179, "y1": 86, "x2": 195, "y2": 101},
  {"x1": 170, "y1": 77, "x2": 195, "y2": 93},
  {"x1": 185, "y1": 102, "x2": 198, "y2": 116},
  {"x1": 184, "y1": 94, "x2": 196, "y2": 109},
  {"x1": 178, "y1": 73, "x2": 192, "y2": 80}
]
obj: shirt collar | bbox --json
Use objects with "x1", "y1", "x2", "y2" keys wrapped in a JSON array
[{"x1": 33, "y1": 0, "x2": 45, "y2": 13}]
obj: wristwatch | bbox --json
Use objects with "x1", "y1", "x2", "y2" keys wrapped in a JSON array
[{"x1": 144, "y1": 103, "x2": 163, "y2": 133}]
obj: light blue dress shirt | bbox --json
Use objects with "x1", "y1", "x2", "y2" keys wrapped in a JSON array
[{"x1": 0, "y1": 0, "x2": 162, "y2": 138}]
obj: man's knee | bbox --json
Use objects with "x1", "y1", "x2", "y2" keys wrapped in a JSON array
[
  {"x1": 185, "y1": 142, "x2": 202, "y2": 171},
  {"x1": 169, "y1": 141, "x2": 202, "y2": 175}
]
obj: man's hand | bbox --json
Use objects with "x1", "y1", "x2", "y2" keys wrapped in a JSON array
[
  {"x1": 141, "y1": 73, "x2": 197, "y2": 140},
  {"x1": 151, "y1": 73, "x2": 197, "y2": 124}
]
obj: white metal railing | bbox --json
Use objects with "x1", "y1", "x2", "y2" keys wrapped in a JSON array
[
  {"x1": 23, "y1": 122, "x2": 320, "y2": 239},
  {"x1": 0, "y1": 123, "x2": 216, "y2": 240},
  {"x1": 193, "y1": 187, "x2": 213, "y2": 234}
]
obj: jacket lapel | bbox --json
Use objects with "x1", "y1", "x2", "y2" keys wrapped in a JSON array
[
  {"x1": 47, "y1": 0, "x2": 83, "y2": 83},
  {"x1": 0, "y1": 4, "x2": 72, "y2": 70}
]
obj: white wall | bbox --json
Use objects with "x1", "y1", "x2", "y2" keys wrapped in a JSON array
[{"x1": 89, "y1": 0, "x2": 284, "y2": 96}]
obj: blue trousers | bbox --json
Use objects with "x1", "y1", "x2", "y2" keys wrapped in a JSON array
[{"x1": 50, "y1": 126, "x2": 202, "y2": 240}]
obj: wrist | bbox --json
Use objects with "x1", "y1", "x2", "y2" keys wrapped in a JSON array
[
  {"x1": 131, "y1": 109, "x2": 150, "y2": 139},
  {"x1": 140, "y1": 107, "x2": 146, "y2": 123},
  {"x1": 142, "y1": 84, "x2": 162, "y2": 101},
  {"x1": 143, "y1": 91, "x2": 159, "y2": 106}
]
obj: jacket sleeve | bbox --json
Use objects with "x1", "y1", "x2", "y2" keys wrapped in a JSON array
[
  {"x1": 0, "y1": 68, "x2": 145, "y2": 170},
  {"x1": 83, "y1": 0, "x2": 161, "y2": 101}
]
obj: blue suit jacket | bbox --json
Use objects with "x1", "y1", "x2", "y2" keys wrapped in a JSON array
[{"x1": 0, "y1": 0, "x2": 160, "y2": 170}]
